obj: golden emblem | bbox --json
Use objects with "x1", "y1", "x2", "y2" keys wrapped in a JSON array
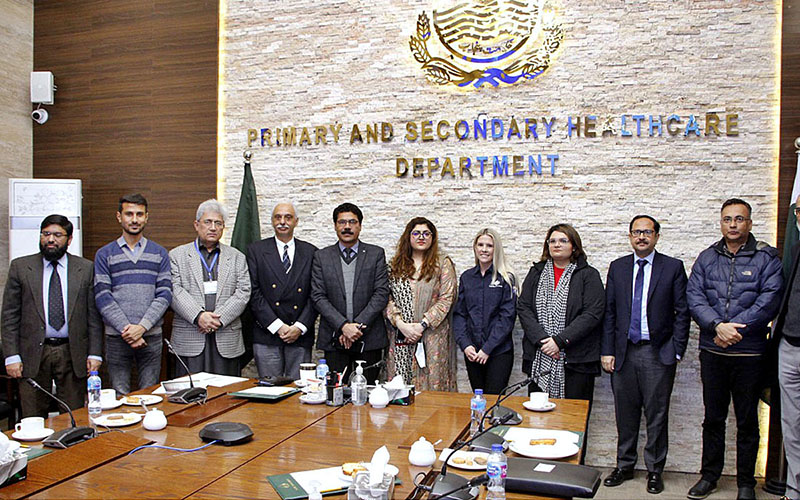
[{"x1": 410, "y1": 0, "x2": 564, "y2": 88}]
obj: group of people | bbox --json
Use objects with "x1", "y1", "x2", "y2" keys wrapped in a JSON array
[{"x1": 1, "y1": 195, "x2": 799, "y2": 500}]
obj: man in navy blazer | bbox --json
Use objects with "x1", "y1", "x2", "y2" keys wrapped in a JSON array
[
  {"x1": 247, "y1": 203, "x2": 318, "y2": 379},
  {"x1": 601, "y1": 215, "x2": 690, "y2": 495}
]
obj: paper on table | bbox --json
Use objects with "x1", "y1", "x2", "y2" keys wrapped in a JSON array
[
  {"x1": 232, "y1": 386, "x2": 295, "y2": 396},
  {"x1": 292, "y1": 466, "x2": 350, "y2": 493},
  {"x1": 151, "y1": 372, "x2": 248, "y2": 394}
]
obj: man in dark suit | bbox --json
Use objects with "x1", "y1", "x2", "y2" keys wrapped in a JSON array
[
  {"x1": 311, "y1": 202, "x2": 389, "y2": 382},
  {"x1": 2, "y1": 215, "x2": 103, "y2": 418},
  {"x1": 600, "y1": 215, "x2": 690, "y2": 495},
  {"x1": 247, "y1": 203, "x2": 318, "y2": 379}
]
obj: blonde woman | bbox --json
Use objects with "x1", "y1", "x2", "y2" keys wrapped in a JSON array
[
  {"x1": 452, "y1": 228, "x2": 517, "y2": 394},
  {"x1": 385, "y1": 217, "x2": 457, "y2": 391}
]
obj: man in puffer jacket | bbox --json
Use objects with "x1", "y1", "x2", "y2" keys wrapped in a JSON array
[{"x1": 686, "y1": 198, "x2": 784, "y2": 500}]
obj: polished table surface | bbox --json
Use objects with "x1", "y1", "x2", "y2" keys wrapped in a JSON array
[{"x1": 2, "y1": 383, "x2": 588, "y2": 499}]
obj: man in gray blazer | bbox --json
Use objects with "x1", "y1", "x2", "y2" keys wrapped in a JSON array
[
  {"x1": 311, "y1": 203, "x2": 389, "y2": 382},
  {"x1": 2, "y1": 215, "x2": 103, "y2": 418},
  {"x1": 169, "y1": 199, "x2": 251, "y2": 376}
]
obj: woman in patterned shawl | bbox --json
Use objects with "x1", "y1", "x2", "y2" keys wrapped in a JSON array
[
  {"x1": 385, "y1": 217, "x2": 457, "y2": 391},
  {"x1": 517, "y1": 223, "x2": 605, "y2": 411}
]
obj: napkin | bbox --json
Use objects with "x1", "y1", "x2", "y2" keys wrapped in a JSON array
[{"x1": 368, "y1": 445, "x2": 390, "y2": 486}]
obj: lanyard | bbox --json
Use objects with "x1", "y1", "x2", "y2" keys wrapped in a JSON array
[{"x1": 194, "y1": 240, "x2": 219, "y2": 280}]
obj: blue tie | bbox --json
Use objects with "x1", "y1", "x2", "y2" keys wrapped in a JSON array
[
  {"x1": 282, "y1": 244, "x2": 290, "y2": 274},
  {"x1": 628, "y1": 259, "x2": 647, "y2": 343}
]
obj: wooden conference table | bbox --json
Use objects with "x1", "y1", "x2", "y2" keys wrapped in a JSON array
[{"x1": 0, "y1": 380, "x2": 589, "y2": 499}]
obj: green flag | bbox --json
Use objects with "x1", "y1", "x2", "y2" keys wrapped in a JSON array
[{"x1": 230, "y1": 161, "x2": 261, "y2": 254}]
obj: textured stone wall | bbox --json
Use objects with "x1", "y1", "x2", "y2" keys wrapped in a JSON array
[
  {"x1": 221, "y1": 0, "x2": 780, "y2": 474},
  {"x1": 0, "y1": 0, "x2": 33, "y2": 298}
]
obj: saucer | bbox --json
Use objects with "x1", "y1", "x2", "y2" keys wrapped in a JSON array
[
  {"x1": 299, "y1": 394, "x2": 326, "y2": 405},
  {"x1": 12, "y1": 428, "x2": 54, "y2": 441},
  {"x1": 523, "y1": 400, "x2": 556, "y2": 412},
  {"x1": 101, "y1": 399, "x2": 123, "y2": 410}
]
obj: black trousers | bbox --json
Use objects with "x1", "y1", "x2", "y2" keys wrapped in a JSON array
[
  {"x1": 465, "y1": 350, "x2": 514, "y2": 395},
  {"x1": 324, "y1": 348, "x2": 383, "y2": 384},
  {"x1": 699, "y1": 350, "x2": 763, "y2": 488}
]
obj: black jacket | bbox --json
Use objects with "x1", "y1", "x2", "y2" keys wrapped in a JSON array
[{"x1": 517, "y1": 256, "x2": 605, "y2": 365}]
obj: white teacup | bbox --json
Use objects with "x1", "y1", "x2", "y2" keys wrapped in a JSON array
[
  {"x1": 15, "y1": 416, "x2": 45, "y2": 436},
  {"x1": 529, "y1": 391, "x2": 549, "y2": 408},
  {"x1": 100, "y1": 388, "x2": 117, "y2": 405},
  {"x1": 299, "y1": 363, "x2": 316, "y2": 382}
]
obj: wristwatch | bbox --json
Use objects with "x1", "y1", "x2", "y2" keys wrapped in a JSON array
[{"x1": 420, "y1": 319, "x2": 429, "y2": 331}]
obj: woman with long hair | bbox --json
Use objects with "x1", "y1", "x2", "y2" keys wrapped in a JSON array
[
  {"x1": 385, "y1": 217, "x2": 458, "y2": 391},
  {"x1": 517, "y1": 223, "x2": 605, "y2": 409},
  {"x1": 452, "y1": 228, "x2": 517, "y2": 394}
]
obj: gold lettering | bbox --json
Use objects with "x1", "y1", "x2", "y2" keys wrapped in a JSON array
[
  {"x1": 315, "y1": 126, "x2": 327, "y2": 145},
  {"x1": 299, "y1": 127, "x2": 311, "y2": 146},
  {"x1": 381, "y1": 122, "x2": 393, "y2": 142},
  {"x1": 330, "y1": 123, "x2": 342, "y2": 143},
  {"x1": 441, "y1": 158, "x2": 454, "y2": 177},
  {"x1": 585, "y1": 116, "x2": 596, "y2": 137},
  {"x1": 247, "y1": 129, "x2": 257, "y2": 148},
  {"x1": 513, "y1": 156, "x2": 523, "y2": 175},
  {"x1": 437, "y1": 120, "x2": 450, "y2": 140},
  {"x1": 283, "y1": 127, "x2": 296, "y2": 147},
  {"x1": 406, "y1": 122, "x2": 418, "y2": 141},
  {"x1": 396, "y1": 158, "x2": 408, "y2": 177},
  {"x1": 366, "y1": 124, "x2": 378, "y2": 143},
  {"x1": 427, "y1": 158, "x2": 440, "y2": 177},
  {"x1": 459, "y1": 157, "x2": 473, "y2": 178},
  {"x1": 666, "y1": 117, "x2": 680, "y2": 136},
  {"x1": 350, "y1": 124, "x2": 363, "y2": 144},
  {"x1": 705, "y1": 113, "x2": 720, "y2": 135},
  {"x1": 421, "y1": 121, "x2": 434, "y2": 142},
  {"x1": 262, "y1": 128, "x2": 272, "y2": 147},
  {"x1": 726, "y1": 113, "x2": 739, "y2": 136},
  {"x1": 508, "y1": 118, "x2": 520, "y2": 139},
  {"x1": 412, "y1": 158, "x2": 424, "y2": 178}
]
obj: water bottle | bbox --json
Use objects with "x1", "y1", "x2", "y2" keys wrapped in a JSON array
[
  {"x1": 316, "y1": 359, "x2": 329, "y2": 380},
  {"x1": 486, "y1": 443, "x2": 507, "y2": 500},
  {"x1": 87, "y1": 370, "x2": 102, "y2": 419},
  {"x1": 351, "y1": 360, "x2": 367, "y2": 406},
  {"x1": 469, "y1": 389, "x2": 486, "y2": 438}
]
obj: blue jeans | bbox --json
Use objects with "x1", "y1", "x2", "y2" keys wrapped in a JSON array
[{"x1": 105, "y1": 334, "x2": 162, "y2": 394}]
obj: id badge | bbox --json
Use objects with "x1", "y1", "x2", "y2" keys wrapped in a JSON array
[{"x1": 203, "y1": 280, "x2": 218, "y2": 295}]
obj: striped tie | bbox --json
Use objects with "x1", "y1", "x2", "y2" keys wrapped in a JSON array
[{"x1": 282, "y1": 244, "x2": 290, "y2": 273}]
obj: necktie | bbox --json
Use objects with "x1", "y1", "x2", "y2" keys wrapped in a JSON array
[
  {"x1": 48, "y1": 261, "x2": 65, "y2": 330},
  {"x1": 628, "y1": 259, "x2": 647, "y2": 343},
  {"x1": 342, "y1": 247, "x2": 355, "y2": 264},
  {"x1": 282, "y1": 244, "x2": 291, "y2": 273}
]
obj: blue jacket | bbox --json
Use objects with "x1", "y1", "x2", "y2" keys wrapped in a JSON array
[
  {"x1": 452, "y1": 265, "x2": 516, "y2": 356},
  {"x1": 687, "y1": 234, "x2": 784, "y2": 354}
]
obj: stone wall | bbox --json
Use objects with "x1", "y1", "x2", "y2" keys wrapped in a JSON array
[
  {"x1": 0, "y1": 0, "x2": 33, "y2": 297},
  {"x1": 221, "y1": 0, "x2": 780, "y2": 475}
]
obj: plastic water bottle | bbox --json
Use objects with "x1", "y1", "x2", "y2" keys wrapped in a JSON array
[
  {"x1": 87, "y1": 370, "x2": 102, "y2": 419},
  {"x1": 351, "y1": 360, "x2": 367, "y2": 406},
  {"x1": 469, "y1": 389, "x2": 486, "y2": 438},
  {"x1": 316, "y1": 359, "x2": 329, "y2": 380},
  {"x1": 486, "y1": 443, "x2": 507, "y2": 500}
]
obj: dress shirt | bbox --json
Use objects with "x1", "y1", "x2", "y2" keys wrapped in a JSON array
[
  {"x1": 338, "y1": 241, "x2": 359, "y2": 260},
  {"x1": 631, "y1": 251, "x2": 655, "y2": 341},
  {"x1": 117, "y1": 235, "x2": 147, "y2": 263},
  {"x1": 266, "y1": 237, "x2": 308, "y2": 336}
]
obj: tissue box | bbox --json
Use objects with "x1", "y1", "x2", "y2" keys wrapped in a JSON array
[
  {"x1": 387, "y1": 385, "x2": 414, "y2": 406},
  {"x1": 347, "y1": 470, "x2": 395, "y2": 500},
  {"x1": 0, "y1": 452, "x2": 27, "y2": 488}
]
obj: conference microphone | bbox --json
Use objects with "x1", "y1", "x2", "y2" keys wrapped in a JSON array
[
  {"x1": 429, "y1": 473, "x2": 489, "y2": 500},
  {"x1": 485, "y1": 369, "x2": 553, "y2": 428},
  {"x1": 163, "y1": 338, "x2": 207, "y2": 404},
  {"x1": 431, "y1": 411, "x2": 516, "y2": 500},
  {"x1": 25, "y1": 378, "x2": 96, "y2": 449}
]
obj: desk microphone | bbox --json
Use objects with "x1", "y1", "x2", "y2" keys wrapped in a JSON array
[
  {"x1": 486, "y1": 369, "x2": 552, "y2": 428},
  {"x1": 429, "y1": 473, "x2": 489, "y2": 500},
  {"x1": 431, "y1": 411, "x2": 516, "y2": 500},
  {"x1": 163, "y1": 338, "x2": 207, "y2": 404},
  {"x1": 25, "y1": 378, "x2": 96, "y2": 449}
]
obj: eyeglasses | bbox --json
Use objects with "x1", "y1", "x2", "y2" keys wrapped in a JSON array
[
  {"x1": 794, "y1": 207, "x2": 800, "y2": 215},
  {"x1": 411, "y1": 230, "x2": 432, "y2": 239},
  {"x1": 40, "y1": 231, "x2": 67, "y2": 239},
  {"x1": 336, "y1": 219, "x2": 359, "y2": 226},
  {"x1": 721, "y1": 216, "x2": 750, "y2": 224},
  {"x1": 200, "y1": 219, "x2": 224, "y2": 228},
  {"x1": 630, "y1": 229, "x2": 655, "y2": 237},
  {"x1": 548, "y1": 238, "x2": 570, "y2": 245}
]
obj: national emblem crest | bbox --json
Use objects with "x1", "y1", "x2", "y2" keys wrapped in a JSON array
[{"x1": 409, "y1": 0, "x2": 564, "y2": 88}]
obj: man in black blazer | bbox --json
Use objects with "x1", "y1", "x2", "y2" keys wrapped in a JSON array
[
  {"x1": 2, "y1": 215, "x2": 103, "y2": 418},
  {"x1": 247, "y1": 203, "x2": 318, "y2": 379},
  {"x1": 600, "y1": 215, "x2": 690, "y2": 495},
  {"x1": 311, "y1": 202, "x2": 389, "y2": 382}
]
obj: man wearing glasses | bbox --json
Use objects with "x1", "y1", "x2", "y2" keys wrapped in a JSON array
[
  {"x1": 686, "y1": 198, "x2": 783, "y2": 500},
  {"x1": 311, "y1": 202, "x2": 389, "y2": 382},
  {"x1": 2, "y1": 215, "x2": 102, "y2": 417},
  {"x1": 601, "y1": 215, "x2": 690, "y2": 494},
  {"x1": 169, "y1": 199, "x2": 251, "y2": 376},
  {"x1": 94, "y1": 194, "x2": 172, "y2": 394}
]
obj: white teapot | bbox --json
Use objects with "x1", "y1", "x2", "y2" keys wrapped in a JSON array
[
  {"x1": 368, "y1": 381, "x2": 390, "y2": 408},
  {"x1": 408, "y1": 437, "x2": 436, "y2": 466},
  {"x1": 143, "y1": 408, "x2": 167, "y2": 431}
]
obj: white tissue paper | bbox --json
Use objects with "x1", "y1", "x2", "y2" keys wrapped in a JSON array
[{"x1": 368, "y1": 445, "x2": 390, "y2": 486}]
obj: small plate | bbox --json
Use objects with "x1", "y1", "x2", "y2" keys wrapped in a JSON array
[
  {"x1": 508, "y1": 439, "x2": 579, "y2": 460},
  {"x1": 338, "y1": 463, "x2": 399, "y2": 482},
  {"x1": 11, "y1": 428, "x2": 54, "y2": 442},
  {"x1": 122, "y1": 395, "x2": 162, "y2": 406},
  {"x1": 93, "y1": 413, "x2": 143, "y2": 427},
  {"x1": 299, "y1": 394, "x2": 326, "y2": 405},
  {"x1": 439, "y1": 449, "x2": 489, "y2": 470},
  {"x1": 522, "y1": 400, "x2": 556, "y2": 412},
  {"x1": 101, "y1": 399, "x2": 124, "y2": 410}
]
